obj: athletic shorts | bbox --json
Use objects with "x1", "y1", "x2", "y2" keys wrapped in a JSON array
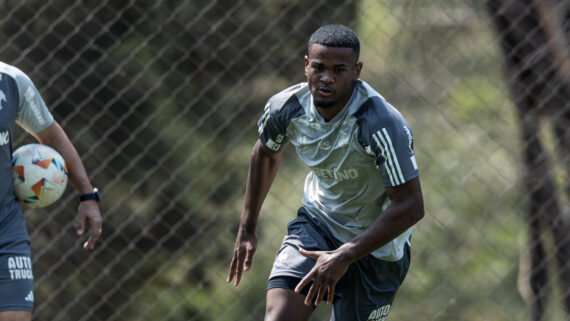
[
  {"x1": 267, "y1": 208, "x2": 410, "y2": 321},
  {"x1": 0, "y1": 239, "x2": 34, "y2": 312}
]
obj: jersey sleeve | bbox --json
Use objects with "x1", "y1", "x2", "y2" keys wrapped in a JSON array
[
  {"x1": 257, "y1": 100, "x2": 289, "y2": 153},
  {"x1": 13, "y1": 67, "x2": 54, "y2": 133},
  {"x1": 357, "y1": 97, "x2": 418, "y2": 187},
  {"x1": 257, "y1": 84, "x2": 305, "y2": 153}
]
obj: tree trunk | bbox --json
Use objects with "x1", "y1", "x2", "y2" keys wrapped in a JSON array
[{"x1": 487, "y1": 0, "x2": 570, "y2": 320}]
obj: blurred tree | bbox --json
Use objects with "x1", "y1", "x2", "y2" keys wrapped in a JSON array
[{"x1": 487, "y1": 0, "x2": 570, "y2": 320}]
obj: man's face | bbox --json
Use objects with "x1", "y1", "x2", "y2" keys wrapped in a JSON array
[{"x1": 305, "y1": 44, "x2": 362, "y2": 118}]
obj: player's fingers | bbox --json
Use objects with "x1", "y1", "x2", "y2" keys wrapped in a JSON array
[
  {"x1": 75, "y1": 215, "x2": 86, "y2": 236},
  {"x1": 83, "y1": 238, "x2": 93, "y2": 250},
  {"x1": 84, "y1": 219, "x2": 102, "y2": 250},
  {"x1": 83, "y1": 233, "x2": 98, "y2": 250},
  {"x1": 234, "y1": 251, "x2": 245, "y2": 286},
  {"x1": 294, "y1": 272, "x2": 312, "y2": 294},
  {"x1": 227, "y1": 255, "x2": 238, "y2": 283},
  {"x1": 298, "y1": 248, "x2": 320, "y2": 259},
  {"x1": 304, "y1": 279, "x2": 319, "y2": 306},
  {"x1": 244, "y1": 247, "x2": 255, "y2": 271},
  {"x1": 327, "y1": 283, "x2": 336, "y2": 305},
  {"x1": 315, "y1": 283, "x2": 326, "y2": 306},
  {"x1": 92, "y1": 222, "x2": 103, "y2": 241}
]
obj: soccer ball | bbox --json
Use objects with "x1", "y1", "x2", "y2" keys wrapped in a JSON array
[{"x1": 12, "y1": 144, "x2": 68, "y2": 207}]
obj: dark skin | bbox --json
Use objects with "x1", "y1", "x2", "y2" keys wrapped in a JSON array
[
  {"x1": 227, "y1": 140, "x2": 282, "y2": 287},
  {"x1": 305, "y1": 44, "x2": 362, "y2": 120},
  {"x1": 33, "y1": 122, "x2": 103, "y2": 250},
  {"x1": 228, "y1": 43, "x2": 424, "y2": 320}
]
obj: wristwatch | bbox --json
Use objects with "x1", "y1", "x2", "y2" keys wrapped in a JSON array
[{"x1": 79, "y1": 188, "x2": 100, "y2": 202}]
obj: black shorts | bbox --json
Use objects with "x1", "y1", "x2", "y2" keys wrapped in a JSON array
[
  {"x1": 267, "y1": 208, "x2": 410, "y2": 321},
  {"x1": 0, "y1": 239, "x2": 34, "y2": 312}
]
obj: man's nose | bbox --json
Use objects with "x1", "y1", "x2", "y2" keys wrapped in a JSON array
[{"x1": 320, "y1": 70, "x2": 334, "y2": 83}]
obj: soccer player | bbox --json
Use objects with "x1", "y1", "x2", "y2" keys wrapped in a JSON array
[
  {"x1": 0, "y1": 61, "x2": 102, "y2": 321},
  {"x1": 227, "y1": 24, "x2": 424, "y2": 320}
]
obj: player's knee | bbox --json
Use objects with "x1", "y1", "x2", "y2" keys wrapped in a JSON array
[
  {"x1": 0, "y1": 311, "x2": 32, "y2": 321},
  {"x1": 264, "y1": 307, "x2": 295, "y2": 321},
  {"x1": 264, "y1": 294, "x2": 284, "y2": 321},
  {"x1": 265, "y1": 288, "x2": 312, "y2": 321},
  {"x1": 264, "y1": 304, "x2": 278, "y2": 321}
]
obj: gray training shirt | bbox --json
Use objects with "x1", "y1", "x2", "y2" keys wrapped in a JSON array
[
  {"x1": 258, "y1": 80, "x2": 418, "y2": 261},
  {"x1": 0, "y1": 62, "x2": 54, "y2": 245}
]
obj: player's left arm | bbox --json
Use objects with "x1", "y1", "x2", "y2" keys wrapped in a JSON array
[
  {"x1": 295, "y1": 178, "x2": 424, "y2": 305},
  {"x1": 339, "y1": 177, "x2": 424, "y2": 258},
  {"x1": 31, "y1": 121, "x2": 102, "y2": 250}
]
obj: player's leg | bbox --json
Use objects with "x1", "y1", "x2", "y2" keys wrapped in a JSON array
[
  {"x1": 265, "y1": 287, "x2": 313, "y2": 321},
  {"x1": 265, "y1": 209, "x2": 331, "y2": 321},
  {"x1": 0, "y1": 311, "x2": 32, "y2": 321}
]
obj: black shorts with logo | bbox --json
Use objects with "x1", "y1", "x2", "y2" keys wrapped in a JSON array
[
  {"x1": 0, "y1": 238, "x2": 34, "y2": 312},
  {"x1": 267, "y1": 208, "x2": 410, "y2": 321},
  {"x1": 0, "y1": 205, "x2": 34, "y2": 312}
]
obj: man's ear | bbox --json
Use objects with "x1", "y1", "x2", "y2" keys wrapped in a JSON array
[
  {"x1": 354, "y1": 62, "x2": 363, "y2": 80},
  {"x1": 304, "y1": 55, "x2": 309, "y2": 76}
]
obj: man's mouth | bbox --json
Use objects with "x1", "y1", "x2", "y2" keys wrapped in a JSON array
[{"x1": 317, "y1": 87, "x2": 334, "y2": 97}]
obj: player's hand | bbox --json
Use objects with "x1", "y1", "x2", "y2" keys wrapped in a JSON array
[
  {"x1": 75, "y1": 200, "x2": 103, "y2": 250},
  {"x1": 295, "y1": 248, "x2": 351, "y2": 306},
  {"x1": 227, "y1": 229, "x2": 257, "y2": 286}
]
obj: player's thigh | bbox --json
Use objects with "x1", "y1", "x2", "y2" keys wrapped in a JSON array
[
  {"x1": 269, "y1": 212, "x2": 334, "y2": 282},
  {"x1": 0, "y1": 311, "x2": 32, "y2": 321},
  {"x1": 265, "y1": 288, "x2": 313, "y2": 321}
]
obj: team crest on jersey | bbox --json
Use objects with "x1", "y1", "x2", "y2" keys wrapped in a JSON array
[{"x1": 320, "y1": 140, "x2": 332, "y2": 150}]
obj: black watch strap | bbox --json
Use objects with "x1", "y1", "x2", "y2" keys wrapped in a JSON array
[{"x1": 79, "y1": 188, "x2": 100, "y2": 202}]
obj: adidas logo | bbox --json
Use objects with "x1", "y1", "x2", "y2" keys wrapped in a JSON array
[{"x1": 25, "y1": 291, "x2": 34, "y2": 302}]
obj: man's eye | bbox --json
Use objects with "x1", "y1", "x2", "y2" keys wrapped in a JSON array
[
  {"x1": 313, "y1": 65, "x2": 324, "y2": 71},
  {"x1": 335, "y1": 68, "x2": 346, "y2": 73}
]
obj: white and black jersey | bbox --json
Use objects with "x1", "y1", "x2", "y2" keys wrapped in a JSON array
[{"x1": 258, "y1": 80, "x2": 418, "y2": 261}]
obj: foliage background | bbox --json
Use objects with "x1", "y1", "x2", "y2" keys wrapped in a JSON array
[{"x1": 1, "y1": 0, "x2": 567, "y2": 320}]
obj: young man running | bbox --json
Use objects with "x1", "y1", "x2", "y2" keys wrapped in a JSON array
[{"x1": 228, "y1": 24, "x2": 424, "y2": 321}]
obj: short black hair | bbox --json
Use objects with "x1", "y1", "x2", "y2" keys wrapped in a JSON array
[{"x1": 308, "y1": 24, "x2": 360, "y2": 60}]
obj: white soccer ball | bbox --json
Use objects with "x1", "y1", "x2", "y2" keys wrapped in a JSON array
[{"x1": 12, "y1": 144, "x2": 68, "y2": 208}]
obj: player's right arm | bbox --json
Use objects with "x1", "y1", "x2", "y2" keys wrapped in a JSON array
[
  {"x1": 227, "y1": 140, "x2": 282, "y2": 286},
  {"x1": 228, "y1": 85, "x2": 301, "y2": 286},
  {"x1": 32, "y1": 122, "x2": 102, "y2": 250}
]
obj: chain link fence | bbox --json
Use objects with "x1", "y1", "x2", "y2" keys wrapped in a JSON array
[{"x1": 2, "y1": 0, "x2": 569, "y2": 320}]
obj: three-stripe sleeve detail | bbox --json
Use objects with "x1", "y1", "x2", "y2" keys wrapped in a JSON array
[{"x1": 372, "y1": 128, "x2": 405, "y2": 185}]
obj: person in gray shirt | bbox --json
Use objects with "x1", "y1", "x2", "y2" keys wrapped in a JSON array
[
  {"x1": 228, "y1": 24, "x2": 424, "y2": 320},
  {"x1": 0, "y1": 61, "x2": 102, "y2": 321}
]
